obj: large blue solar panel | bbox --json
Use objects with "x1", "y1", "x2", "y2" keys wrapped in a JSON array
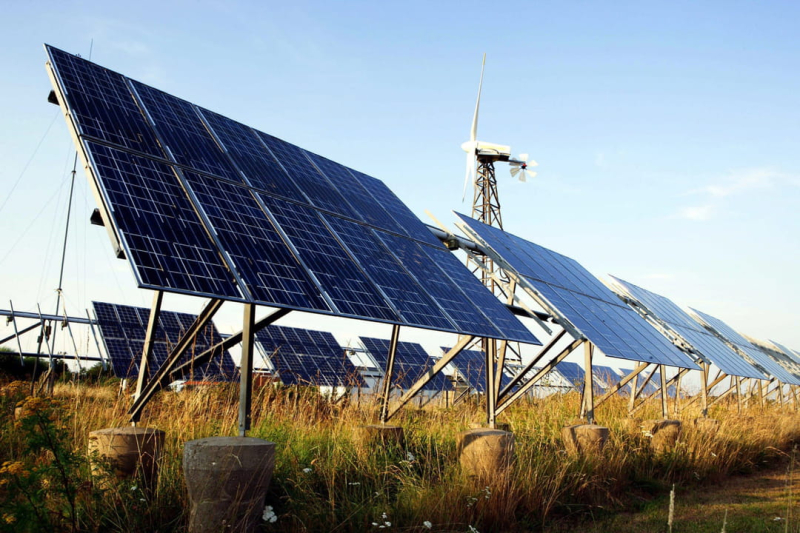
[
  {"x1": 86, "y1": 142, "x2": 242, "y2": 299},
  {"x1": 609, "y1": 276, "x2": 765, "y2": 380},
  {"x1": 771, "y1": 341, "x2": 800, "y2": 366},
  {"x1": 360, "y1": 337, "x2": 451, "y2": 391},
  {"x1": 456, "y1": 214, "x2": 698, "y2": 369},
  {"x1": 448, "y1": 348, "x2": 487, "y2": 392},
  {"x1": 181, "y1": 172, "x2": 330, "y2": 312},
  {"x1": 691, "y1": 309, "x2": 800, "y2": 386},
  {"x1": 255, "y1": 325, "x2": 365, "y2": 387},
  {"x1": 593, "y1": 365, "x2": 629, "y2": 395},
  {"x1": 47, "y1": 46, "x2": 536, "y2": 343},
  {"x1": 92, "y1": 301, "x2": 236, "y2": 381}
]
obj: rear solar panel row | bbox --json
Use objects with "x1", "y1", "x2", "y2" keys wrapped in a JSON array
[
  {"x1": 361, "y1": 337, "x2": 451, "y2": 392},
  {"x1": 255, "y1": 325, "x2": 364, "y2": 387},
  {"x1": 46, "y1": 45, "x2": 538, "y2": 345},
  {"x1": 455, "y1": 214, "x2": 698, "y2": 369},
  {"x1": 92, "y1": 301, "x2": 236, "y2": 381}
]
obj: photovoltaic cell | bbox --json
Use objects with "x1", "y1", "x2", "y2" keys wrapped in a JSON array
[
  {"x1": 555, "y1": 362, "x2": 585, "y2": 390},
  {"x1": 181, "y1": 172, "x2": 330, "y2": 311},
  {"x1": 325, "y1": 216, "x2": 455, "y2": 331},
  {"x1": 255, "y1": 325, "x2": 364, "y2": 387},
  {"x1": 361, "y1": 337, "x2": 451, "y2": 391},
  {"x1": 610, "y1": 276, "x2": 766, "y2": 380},
  {"x1": 690, "y1": 309, "x2": 800, "y2": 386},
  {"x1": 131, "y1": 81, "x2": 242, "y2": 183},
  {"x1": 92, "y1": 301, "x2": 236, "y2": 380},
  {"x1": 46, "y1": 47, "x2": 163, "y2": 157},
  {"x1": 260, "y1": 195, "x2": 397, "y2": 321},
  {"x1": 456, "y1": 213, "x2": 698, "y2": 369},
  {"x1": 87, "y1": 142, "x2": 241, "y2": 299},
  {"x1": 593, "y1": 365, "x2": 628, "y2": 395},
  {"x1": 448, "y1": 348, "x2": 487, "y2": 392},
  {"x1": 197, "y1": 108, "x2": 307, "y2": 202}
]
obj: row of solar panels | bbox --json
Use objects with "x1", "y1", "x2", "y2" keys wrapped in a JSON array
[
  {"x1": 455, "y1": 215, "x2": 800, "y2": 387},
  {"x1": 92, "y1": 301, "x2": 553, "y2": 393}
]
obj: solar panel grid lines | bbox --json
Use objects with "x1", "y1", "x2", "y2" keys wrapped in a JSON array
[
  {"x1": 555, "y1": 361, "x2": 585, "y2": 390},
  {"x1": 444, "y1": 348, "x2": 487, "y2": 392},
  {"x1": 92, "y1": 301, "x2": 236, "y2": 381},
  {"x1": 592, "y1": 365, "x2": 629, "y2": 395},
  {"x1": 609, "y1": 276, "x2": 768, "y2": 380},
  {"x1": 85, "y1": 142, "x2": 242, "y2": 299}
]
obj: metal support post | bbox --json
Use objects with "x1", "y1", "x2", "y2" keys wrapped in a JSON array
[
  {"x1": 700, "y1": 362, "x2": 709, "y2": 417},
  {"x1": 238, "y1": 303, "x2": 256, "y2": 437},
  {"x1": 583, "y1": 342, "x2": 595, "y2": 424},
  {"x1": 673, "y1": 370, "x2": 682, "y2": 417},
  {"x1": 135, "y1": 291, "x2": 163, "y2": 400},
  {"x1": 86, "y1": 309, "x2": 106, "y2": 370},
  {"x1": 485, "y1": 338, "x2": 497, "y2": 428},
  {"x1": 379, "y1": 324, "x2": 401, "y2": 424},
  {"x1": 659, "y1": 365, "x2": 668, "y2": 419},
  {"x1": 736, "y1": 377, "x2": 743, "y2": 413}
]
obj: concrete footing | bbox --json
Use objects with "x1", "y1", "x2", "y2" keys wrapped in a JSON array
[
  {"x1": 692, "y1": 417, "x2": 719, "y2": 436},
  {"x1": 87, "y1": 427, "x2": 164, "y2": 492},
  {"x1": 457, "y1": 428, "x2": 515, "y2": 479},
  {"x1": 184, "y1": 437, "x2": 276, "y2": 533},
  {"x1": 561, "y1": 424, "x2": 609, "y2": 455},
  {"x1": 643, "y1": 419, "x2": 682, "y2": 452},
  {"x1": 354, "y1": 425, "x2": 406, "y2": 450}
]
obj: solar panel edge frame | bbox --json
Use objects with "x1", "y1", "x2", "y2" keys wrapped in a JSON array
[
  {"x1": 44, "y1": 46, "x2": 128, "y2": 262},
  {"x1": 453, "y1": 216, "x2": 586, "y2": 343}
]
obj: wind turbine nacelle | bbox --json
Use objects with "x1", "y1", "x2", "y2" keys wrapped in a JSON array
[{"x1": 461, "y1": 140, "x2": 512, "y2": 158}]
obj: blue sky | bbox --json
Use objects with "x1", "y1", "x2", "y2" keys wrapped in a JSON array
[{"x1": 0, "y1": 1, "x2": 798, "y2": 366}]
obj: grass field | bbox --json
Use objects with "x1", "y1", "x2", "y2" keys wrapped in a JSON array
[{"x1": 1, "y1": 379, "x2": 798, "y2": 532}]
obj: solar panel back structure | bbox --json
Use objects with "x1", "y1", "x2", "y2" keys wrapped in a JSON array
[
  {"x1": 360, "y1": 337, "x2": 452, "y2": 394},
  {"x1": 45, "y1": 45, "x2": 540, "y2": 429},
  {"x1": 691, "y1": 308, "x2": 800, "y2": 388},
  {"x1": 254, "y1": 325, "x2": 364, "y2": 388},
  {"x1": 454, "y1": 213, "x2": 699, "y2": 421},
  {"x1": 92, "y1": 301, "x2": 236, "y2": 381},
  {"x1": 593, "y1": 365, "x2": 629, "y2": 396}
]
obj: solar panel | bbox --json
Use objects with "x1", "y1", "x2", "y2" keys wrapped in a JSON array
[
  {"x1": 455, "y1": 214, "x2": 698, "y2": 369},
  {"x1": 691, "y1": 309, "x2": 800, "y2": 386},
  {"x1": 442, "y1": 347, "x2": 516, "y2": 392},
  {"x1": 92, "y1": 301, "x2": 236, "y2": 381},
  {"x1": 610, "y1": 276, "x2": 766, "y2": 380},
  {"x1": 593, "y1": 365, "x2": 629, "y2": 395},
  {"x1": 254, "y1": 325, "x2": 364, "y2": 387},
  {"x1": 555, "y1": 362, "x2": 585, "y2": 390},
  {"x1": 771, "y1": 340, "x2": 800, "y2": 366},
  {"x1": 47, "y1": 45, "x2": 537, "y2": 344},
  {"x1": 360, "y1": 337, "x2": 452, "y2": 391}
]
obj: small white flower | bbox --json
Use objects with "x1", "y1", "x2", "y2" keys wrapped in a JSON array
[
  {"x1": 711, "y1": 452, "x2": 717, "y2": 457},
  {"x1": 423, "y1": 521, "x2": 432, "y2": 529},
  {"x1": 382, "y1": 513, "x2": 388, "y2": 520},
  {"x1": 774, "y1": 517, "x2": 784, "y2": 521},
  {"x1": 302, "y1": 467, "x2": 312, "y2": 473},
  {"x1": 348, "y1": 482, "x2": 361, "y2": 486},
  {"x1": 385, "y1": 522, "x2": 391, "y2": 527},
  {"x1": 130, "y1": 485, "x2": 138, "y2": 491},
  {"x1": 406, "y1": 451, "x2": 416, "y2": 461},
  {"x1": 372, "y1": 523, "x2": 379, "y2": 527},
  {"x1": 468, "y1": 526, "x2": 480, "y2": 533},
  {"x1": 262, "y1": 505, "x2": 277, "y2": 523}
]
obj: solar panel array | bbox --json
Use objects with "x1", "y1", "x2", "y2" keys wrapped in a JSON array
[
  {"x1": 609, "y1": 276, "x2": 766, "y2": 380},
  {"x1": 593, "y1": 365, "x2": 629, "y2": 395},
  {"x1": 46, "y1": 45, "x2": 538, "y2": 345},
  {"x1": 555, "y1": 362, "x2": 585, "y2": 390},
  {"x1": 455, "y1": 214, "x2": 698, "y2": 369},
  {"x1": 254, "y1": 325, "x2": 365, "y2": 387},
  {"x1": 92, "y1": 301, "x2": 236, "y2": 380},
  {"x1": 690, "y1": 309, "x2": 800, "y2": 386},
  {"x1": 360, "y1": 337, "x2": 452, "y2": 392}
]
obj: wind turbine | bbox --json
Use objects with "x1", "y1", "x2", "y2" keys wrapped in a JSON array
[{"x1": 461, "y1": 54, "x2": 537, "y2": 230}]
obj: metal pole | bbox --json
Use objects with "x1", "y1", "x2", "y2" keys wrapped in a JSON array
[
  {"x1": 736, "y1": 376, "x2": 742, "y2": 413},
  {"x1": 700, "y1": 362, "x2": 709, "y2": 417},
  {"x1": 135, "y1": 291, "x2": 163, "y2": 400},
  {"x1": 659, "y1": 365, "x2": 668, "y2": 419},
  {"x1": 238, "y1": 303, "x2": 256, "y2": 437},
  {"x1": 379, "y1": 324, "x2": 401, "y2": 424},
  {"x1": 583, "y1": 342, "x2": 594, "y2": 424},
  {"x1": 485, "y1": 337, "x2": 496, "y2": 428}
]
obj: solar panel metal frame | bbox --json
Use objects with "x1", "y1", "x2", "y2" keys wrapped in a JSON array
[
  {"x1": 45, "y1": 45, "x2": 538, "y2": 345},
  {"x1": 360, "y1": 337, "x2": 452, "y2": 392},
  {"x1": 454, "y1": 213, "x2": 699, "y2": 370}
]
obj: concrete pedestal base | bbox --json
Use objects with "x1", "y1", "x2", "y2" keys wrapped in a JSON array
[
  {"x1": 457, "y1": 429, "x2": 515, "y2": 479},
  {"x1": 561, "y1": 424, "x2": 609, "y2": 455},
  {"x1": 692, "y1": 417, "x2": 719, "y2": 436},
  {"x1": 184, "y1": 437, "x2": 276, "y2": 533},
  {"x1": 354, "y1": 425, "x2": 405, "y2": 450},
  {"x1": 88, "y1": 427, "x2": 164, "y2": 492},
  {"x1": 644, "y1": 420, "x2": 682, "y2": 452}
]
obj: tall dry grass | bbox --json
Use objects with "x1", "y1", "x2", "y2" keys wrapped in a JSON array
[{"x1": 1, "y1": 379, "x2": 799, "y2": 532}]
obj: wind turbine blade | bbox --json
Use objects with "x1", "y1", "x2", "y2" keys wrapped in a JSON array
[
  {"x1": 462, "y1": 151, "x2": 475, "y2": 202},
  {"x1": 526, "y1": 170, "x2": 537, "y2": 180},
  {"x1": 510, "y1": 167, "x2": 520, "y2": 178},
  {"x1": 518, "y1": 153, "x2": 528, "y2": 162},
  {"x1": 528, "y1": 159, "x2": 539, "y2": 167},
  {"x1": 469, "y1": 53, "x2": 486, "y2": 143}
]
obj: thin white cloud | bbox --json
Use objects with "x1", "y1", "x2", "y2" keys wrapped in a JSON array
[{"x1": 675, "y1": 204, "x2": 715, "y2": 221}]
